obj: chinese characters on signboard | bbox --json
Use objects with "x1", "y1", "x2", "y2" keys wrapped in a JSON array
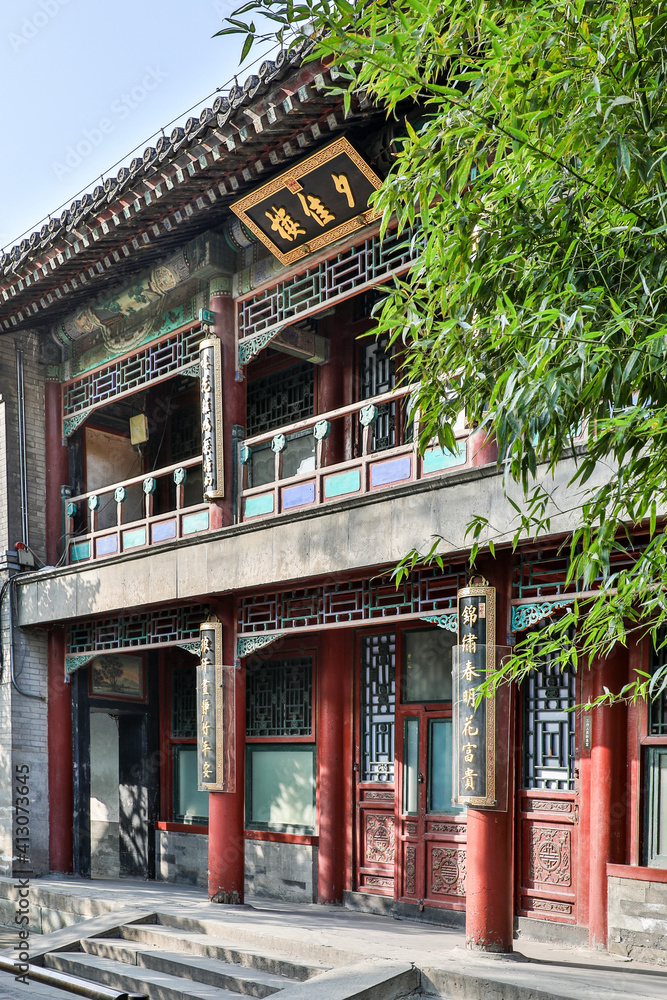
[
  {"x1": 197, "y1": 620, "x2": 224, "y2": 791},
  {"x1": 230, "y1": 137, "x2": 383, "y2": 266},
  {"x1": 454, "y1": 585, "x2": 497, "y2": 807},
  {"x1": 199, "y1": 336, "x2": 223, "y2": 501}
]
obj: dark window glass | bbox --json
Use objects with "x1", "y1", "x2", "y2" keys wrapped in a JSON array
[
  {"x1": 171, "y1": 664, "x2": 197, "y2": 738},
  {"x1": 402, "y1": 628, "x2": 454, "y2": 703},
  {"x1": 521, "y1": 634, "x2": 576, "y2": 791},
  {"x1": 246, "y1": 362, "x2": 314, "y2": 437},
  {"x1": 649, "y1": 636, "x2": 667, "y2": 736}
]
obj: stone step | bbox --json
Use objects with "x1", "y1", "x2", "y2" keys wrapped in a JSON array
[
  {"x1": 82, "y1": 937, "x2": 297, "y2": 997},
  {"x1": 43, "y1": 951, "x2": 246, "y2": 1000},
  {"x1": 116, "y1": 923, "x2": 328, "y2": 981}
]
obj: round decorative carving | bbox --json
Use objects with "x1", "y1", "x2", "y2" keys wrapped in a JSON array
[
  {"x1": 239, "y1": 444, "x2": 252, "y2": 466},
  {"x1": 88, "y1": 495, "x2": 100, "y2": 511},
  {"x1": 114, "y1": 487, "x2": 127, "y2": 504},
  {"x1": 143, "y1": 477, "x2": 157, "y2": 495},
  {"x1": 66, "y1": 502, "x2": 77, "y2": 518},
  {"x1": 271, "y1": 433, "x2": 286, "y2": 454},
  {"x1": 173, "y1": 467, "x2": 187, "y2": 485},
  {"x1": 359, "y1": 403, "x2": 378, "y2": 427},
  {"x1": 538, "y1": 842, "x2": 561, "y2": 871},
  {"x1": 313, "y1": 419, "x2": 330, "y2": 441}
]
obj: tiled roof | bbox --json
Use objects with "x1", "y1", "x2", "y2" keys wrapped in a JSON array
[{"x1": 0, "y1": 41, "x2": 380, "y2": 333}]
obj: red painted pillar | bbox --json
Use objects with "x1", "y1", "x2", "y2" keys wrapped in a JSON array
[
  {"x1": 469, "y1": 425, "x2": 498, "y2": 468},
  {"x1": 48, "y1": 629, "x2": 73, "y2": 872},
  {"x1": 589, "y1": 645, "x2": 628, "y2": 948},
  {"x1": 316, "y1": 312, "x2": 345, "y2": 467},
  {"x1": 208, "y1": 596, "x2": 246, "y2": 902},
  {"x1": 210, "y1": 282, "x2": 244, "y2": 530},
  {"x1": 45, "y1": 381, "x2": 69, "y2": 566},
  {"x1": 318, "y1": 629, "x2": 350, "y2": 903},
  {"x1": 465, "y1": 553, "x2": 514, "y2": 951}
]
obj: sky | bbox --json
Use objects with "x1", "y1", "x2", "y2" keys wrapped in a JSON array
[{"x1": 0, "y1": 0, "x2": 276, "y2": 253}]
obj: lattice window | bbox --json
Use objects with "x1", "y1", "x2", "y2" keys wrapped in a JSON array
[
  {"x1": 63, "y1": 324, "x2": 202, "y2": 418},
  {"x1": 172, "y1": 664, "x2": 197, "y2": 738},
  {"x1": 522, "y1": 635, "x2": 576, "y2": 790},
  {"x1": 237, "y1": 564, "x2": 466, "y2": 635},
  {"x1": 246, "y1": 362, "x2": 314, "y2": 437},
  {"x1": 360, "y1": 333, "x2": 397, "y2": 452},
  {"x1": 649, "y1": 635, "x2": 667, "y2": 736},
  {"x1": 237, "y1": 227, "x2": 417, "y2": 346},
  {"x1": 246, "y1": 658, "x2": 313, "y2": 737},
  {"x1": 67, "y1": 604, "x2": 206, "y2": 654},
  {"x1": 361, "y1": 634, "x2": 396, "y2": 782},
  {"x1": 513, "y1": 534, "x2": 651, "y2": 600},
  {"x1": 170, "y1": 405, "x2": 202, "y2": 463}
]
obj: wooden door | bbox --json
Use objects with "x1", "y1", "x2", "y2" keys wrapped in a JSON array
[
  {"x1": 397, "y1": 709, "x2": 467, "y2": 910},
  {"x1": 516, "y1": 653, "x2": 579, "y2": 923},
  {"x1": 354, "y1": 631, "x2": 397, "y2": 896}
]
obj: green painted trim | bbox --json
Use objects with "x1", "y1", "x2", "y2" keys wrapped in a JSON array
[
  {"x1": 324, "y1": 469, "x2": 361, "y2": 499},
  {"x1": 182, "y1": 509, "x2": 210, "y2": 535},
  {"x1": 70, "y1": 541, "x2": 91, "y2": 562},
  {"x1": 122, "y1": 527, "x2": 147, "y2": 549},
  {"x1": 423, "y1": 443, "x2": 467, "y2": 474},
  {"x1": 244, "y1": 493, "x2": 275, "y2": 518}
]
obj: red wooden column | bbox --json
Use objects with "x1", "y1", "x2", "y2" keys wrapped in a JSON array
[
  {"x1": 469, "y1": 426, "x2": 498, "y2": 468},
  {"x1": 48, "y1": 629, "x2": 73, "y2": 872},
  {"x1": 588, "y1": 645, "x2": 628, "y2": 948},
  {"x1": 208, "y1": 596, "x2": 246, "y2": 902},
  {"x1": 45, "y1": 380, "x2": 69, "y2": 566},
  {"x1": 318, "y1": 629, "x2": 350, "y2": 903},
  {"x1": 210, "y1": 279, "x2": 244, "y2": 530},
  {"x1": 465, "y1": 552, "x2": 514, "y2": 951}
]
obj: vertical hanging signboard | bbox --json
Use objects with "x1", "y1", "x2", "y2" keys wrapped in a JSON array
[
  {"x1": 200, "y1": 335, "x2": 224, "y2": 500},
  {"x1": 453, "y1": 584, "x2": 497, "y2": 807},
  {"x1": 197, "y1": 620, "x2": 224, "y2": 791}
]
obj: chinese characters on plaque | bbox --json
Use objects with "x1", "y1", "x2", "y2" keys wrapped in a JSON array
[
  {"x1": 197, "y1": 620, "x2": 224, "y2": 791},
  {"x1": 230, "y1": 137, "x2": 383, "y2": 266},
  {"x1": 454, "y1": 585, "x2": 497, "y2": 807},
  {"x1": 199, "y1": 336, "x2": 223, "y2": 501}
]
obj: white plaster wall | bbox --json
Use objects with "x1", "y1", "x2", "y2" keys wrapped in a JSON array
[{"x1": 90, "y1": 711, "x2": 120, "y2": 878}]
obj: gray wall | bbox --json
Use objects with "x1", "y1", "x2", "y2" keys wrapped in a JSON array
[
  {"x1": 156, "y1": 830, "x2": 208, "y2": 888},
  {"x1": 608, "y1": 873, "x2": 667, "y2": 965},
  {"x1": 245, "y1": 839, "x2": 317, "y2": 903}
]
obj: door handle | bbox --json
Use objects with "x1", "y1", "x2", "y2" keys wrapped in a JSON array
[{"x1": 418, "y1": 773, "x2": 424, "y2": 783}]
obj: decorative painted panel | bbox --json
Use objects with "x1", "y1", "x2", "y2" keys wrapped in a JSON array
[
  {"x1": 364, "y1": 812, "x2": 395, "y2": 865},
  {"x1": 430, "y1": 846, "x2": 466, "y2": 897},
  {"x1": 200, "y1": 336, "x2": 224, "y2": 500},
  {"x1": 528, "y1": 827, "x2": 572, "y2": 887}
]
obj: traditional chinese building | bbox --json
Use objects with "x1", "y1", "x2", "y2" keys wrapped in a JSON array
[{"x1": 0, "y1": 41, "x2": 665, "y2": 964}]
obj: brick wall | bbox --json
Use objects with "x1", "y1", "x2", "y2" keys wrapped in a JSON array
[{"x1": 0, "y1": 332, "x2": 49, "y2": 876}]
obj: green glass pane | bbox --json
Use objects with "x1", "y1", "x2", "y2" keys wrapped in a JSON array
[
  {"x1": 429, "y1": 719, "x2": 464, "y2": 814},
  {"x1": 403, "y1": 718, "x2": 419, "y2": 815},
  {"x1": 657, "y1": 750, "x2": 667, "y2": 860},
  {"x1": 248, "y1": 747, "x2": 315, "y2": 830},
  {"x1": 403, "y1": 628, "x2": 454, "y2": 703},
  {"x1": 173, "y1": 746, "x2": 209, "y2": 824}
]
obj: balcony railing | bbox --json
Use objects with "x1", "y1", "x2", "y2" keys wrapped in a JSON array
[
  {"x1": 239, "y1": 386, "x2": 472, "y2": 521},
  {"x1": 65, "y1": 456, "x2": 209, "y2": 564}
]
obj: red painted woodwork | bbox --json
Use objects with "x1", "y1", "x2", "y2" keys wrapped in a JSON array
[
  {"x1": 45, "y1": 381, "x2": 70, "y2": 566},
  {"x1": 469, "y1": 426, "x2": 498, "y2": 468},
  {"x1": 589, "y1": 645, "x2": 628, "y2": 948},
  {"x1": 211, "y1": 292, "x2": 244, "y2": 528},
  {"x1": 208, "y1": 597, "x2": 246, "y2": 902},
  {"x1": 516, "y1": 790, "x2": 578, "y2": 922},
  {"x1": 48, "y1": 629, "x2": 73, "y2": 872},
  {"x1": 396, "y1": 706, "x2": 467, "y2": 911},
  {"x1": 318, "y1": 629, "x2": 350, "y2": 902},
  {"x1": 466, "y1": 554, "x2": 513, "y2": 951},
  {"x1": 607, "y1": 863, "x2": 667, "y2": 884}
]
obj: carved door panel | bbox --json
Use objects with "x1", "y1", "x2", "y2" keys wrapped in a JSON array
[
  {"x1": 517, "y1": 652, "x2": 578, "y2": 922},
  {"x1": 354, "y1": 632, "x2": 397, "y2": 895},
  {"x1": 397, "y1": 710, "x2": 467, "y2": 911}
]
